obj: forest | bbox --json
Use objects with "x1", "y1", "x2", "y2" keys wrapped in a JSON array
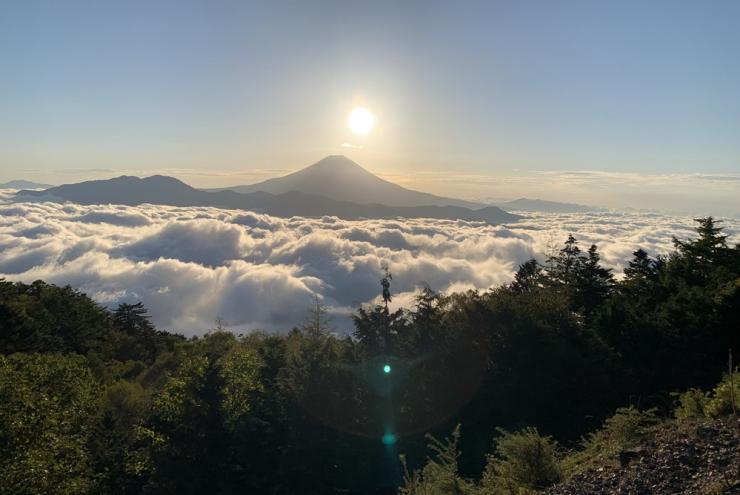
[{"x1": 1, "y1": 217, "x2": 739, "y2": 494}]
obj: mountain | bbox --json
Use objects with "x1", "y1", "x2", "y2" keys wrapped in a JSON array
[
  {"x1": 493, "y1": 198, "x2": 602, "y2": 214},
  {"x1": 16, "y1": 175, "x2": 520, "y2": 225},
  {"x1": 20, "y1": 175, "x2": 212, "y2": 206},
  {"x1": 208, "y1": 155, "x2": 483, "y2": 208},
  {"x1": 0, "y1": 179, "x2": 54, "y2": 190}
]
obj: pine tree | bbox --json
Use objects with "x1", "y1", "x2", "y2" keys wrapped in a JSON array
[
  {"x1": 621, "y1": 249, "x2": 663, "y2": 298},
  {"x1": 304, "y1": 294, "x2": 332, "y2": 337},
  {"x1": 575, "y1": 244, "x2": 614, "y2": 315},
  {"x1": 624, "y1": 249, "x2": 655, "y2": 281},
  {"x1": 407, "y1": 285, "x2": 444, "y2": 352},
  {"x1": 546, "y1": 234, "x2": 582, "y2": 288},
  {"x1": 510, "y1": 259, "x2": 543, "y2": 293},
  {"x1": 673, "y1": 217, "x2": 733, "y2": 282},
  {"x1": 114, "y1": 302, "x2": 155, "y2": 335},
  {"x1": 381, "y1": 263, "x2": 393, "y2": 312}
]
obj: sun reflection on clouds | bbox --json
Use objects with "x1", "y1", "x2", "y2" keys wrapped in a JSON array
[{"x1": 0, "y1": 196, "x2": 737, "y2": 335}]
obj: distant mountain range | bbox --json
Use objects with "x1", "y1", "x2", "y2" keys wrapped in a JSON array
[
  {"x1": 0, "y1": 180, "x2": 55, "y2": 190},
  {"x1": 208, "y1": 155, "x2": 482, "y2": 209},
  {"x1": 15, "y1": 157, "x2": 520, "y2": 225},
  {"x1": 492, "y1": 198, "x2": 602, "y2": 214}
]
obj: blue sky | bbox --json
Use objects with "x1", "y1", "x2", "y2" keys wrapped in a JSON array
[{"x1": 1, "y1": 0, "x2": 739, "y2": 211}]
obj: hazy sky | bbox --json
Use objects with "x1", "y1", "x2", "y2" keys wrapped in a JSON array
[{"x1": 1, "y1": 1, "x2": 739, "y2": 213}]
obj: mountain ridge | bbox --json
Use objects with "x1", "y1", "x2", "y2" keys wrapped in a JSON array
[
  {"x1": 493, "y1": 197, "x2": 602, "y2": 213},
  {"x1": 16, "y1": 173, "x2": 520, "y2": 225},
  {"x1": 0, "y1": 179, "x2": 55, "y2": 190}
]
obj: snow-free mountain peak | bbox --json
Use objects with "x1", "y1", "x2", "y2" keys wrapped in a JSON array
[{"x1": 210, "y1": 155, "x2": 482, "y2": 208}]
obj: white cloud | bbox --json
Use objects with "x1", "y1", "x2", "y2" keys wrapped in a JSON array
[
  {"x1": 73, "y1": 211, "x2": 152, "y2": 227},
  {"x1": 0, "y1": 196, "x2": 737, "y2": 335}
]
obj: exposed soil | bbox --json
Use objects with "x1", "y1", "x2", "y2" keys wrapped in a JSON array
[{"x1": 548, "y1": 418, "x2": 740, "y2": 495}]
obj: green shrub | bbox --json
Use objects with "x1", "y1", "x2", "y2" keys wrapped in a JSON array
[
  {"x1": 400, "y1": 425, "x2": 475, "y2": 495},
  {"x1": 705, "y1": 370, "x2": 740, "y2": 418},
  {"x1": 674, "y1": 388, "x2": 709, "y2": 420},
  {"x1": 478, "y1": 427, "x2": 562, "y2": 494}
]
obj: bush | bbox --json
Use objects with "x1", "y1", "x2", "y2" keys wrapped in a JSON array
[
  {"x1": 674, "y1": 388, "x2": 709, "y2": 420},
  {"x1": 704, "y1": 370, "x2": 740, "y2": 418},
  {"x1": 479, "y1": 427, "x2": 562, "y2": 494},
  {"x1": 400, "y1": 425, "x2": 475, "y2": 495}
]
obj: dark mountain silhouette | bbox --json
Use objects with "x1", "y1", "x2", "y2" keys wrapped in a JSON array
[
  {"x1": 0, "y1": 179, "x2": 54, "y2": 189},
  {"x1": 493, "y1": 197, "x2": 602, "y2": 213},
  {"x1": 16, "y1": 175, "x2": 520, "y2": 225},
  {"x1": 208, "y1": 155, "x2": 482, "y2": 208}
]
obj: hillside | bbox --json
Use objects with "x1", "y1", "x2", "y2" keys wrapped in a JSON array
[
  {"x1": 549, "y1": 417, "x2": 740, "y2": 495},
  {"x1": 209, "y1": 155, "x2": 483, "y2": 208}
]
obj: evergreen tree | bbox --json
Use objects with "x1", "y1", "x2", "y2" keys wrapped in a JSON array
[
  {"x1": 381, "y1": 263, "x2": 393, "y2": 311},
  {"x1": 510, "y1": 259, "x2": 543, "y2": 293},
  {"x1": 353, "y1": 266, "x2": 406, "y2": 356},
  {"x1": 674, "y1": 216, "x2": 728, "y2": 261},
  {"x1": 404, "y1": 285, "x2": 445, "y2": 353},
  {"x1": 547, "y1": 234, "x2": 581, "y2": 288},
  {"x1": 574, "y1": 244, "x2": 614, "y2": 315},
  {"x1": 623, "y1": 249, "x2": 656, "y2": 283}
]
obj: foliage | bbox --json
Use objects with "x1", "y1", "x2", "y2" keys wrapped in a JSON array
[
  {"x1": 0, "y1": 217, "x2": 738, "y2": 493},
  {"x1": 400, "y1": 425, "x2": 475, "y2": 495},
  {"x1": 0, "y1": 281, "x2": 183, "y2": 363},
  {"x1": 402, "y1": 426, "x2": 561, "y2": 495},
  {"x1": 674, "y1": 388, "x2": 709, "y2": 420},
  {"x1": 704, "y1": 370, "x2": 740, "y2": 418},
  {"x1": 0, "y1": 353, "x2": 101, "y2": 495},
  {"x1": 0, "y1": 280, "x2": 113, "y2": 355},
  {"x1": 479, "y1": 428, "x2": 562, "y2": 494},
  {"x1": 219, "y1": 345, "x2": 264, "y2": 425}
]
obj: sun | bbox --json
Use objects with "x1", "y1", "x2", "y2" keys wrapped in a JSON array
[{"x1": 348, "y1": 107, "x2": 375, "y2": 136}]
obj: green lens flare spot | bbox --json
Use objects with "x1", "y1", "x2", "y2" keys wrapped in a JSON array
[
  {"x1": 382, "y1": 433, "x2": 396, "y2": 445},
  {"x1": 383, "y1": 364, "x2": 391, "y2": 374}
]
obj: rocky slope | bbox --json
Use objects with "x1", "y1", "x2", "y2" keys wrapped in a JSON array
[{"x1": 549, "y1": 418, "x2": 740, "y2": 495}]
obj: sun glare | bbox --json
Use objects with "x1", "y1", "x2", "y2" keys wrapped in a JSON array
[{"x1": 348, "y1": 107, "x2": 375, "y2": 136}]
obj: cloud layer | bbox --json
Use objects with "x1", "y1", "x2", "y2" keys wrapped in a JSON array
[{"x1": 1, "y1": 190, "x2": 737, "y2": 335}]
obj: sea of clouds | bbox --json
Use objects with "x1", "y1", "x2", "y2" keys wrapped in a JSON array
[{"x1": 1, "y1": 188, "x2": 737, "y2": 335}]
